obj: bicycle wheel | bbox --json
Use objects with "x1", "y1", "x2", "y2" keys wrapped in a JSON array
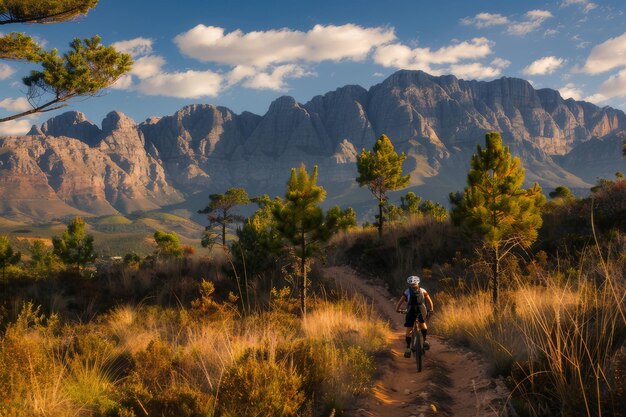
[{"x1": 412, "y1": 330, "x2": 422, "y2": 372}]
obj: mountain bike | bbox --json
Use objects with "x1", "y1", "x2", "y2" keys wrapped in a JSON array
[{"x1": 398, "y1": 309, "x2": 426, "y2": 372}]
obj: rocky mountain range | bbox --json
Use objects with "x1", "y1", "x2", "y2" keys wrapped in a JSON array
[{"x1": 1, "y1": 70, "x2": 624, "y2": 223}]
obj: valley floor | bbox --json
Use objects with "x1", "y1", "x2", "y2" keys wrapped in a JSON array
[{"x1": 328, "y1": 266, "x2": 512, "y2": 417}]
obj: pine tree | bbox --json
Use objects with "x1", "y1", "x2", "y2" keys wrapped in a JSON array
[
  {"x1": 0, "y1": 1, "x2": 98, "y2": 25},
  {"x1": 549, "y1": 186, "x2": 575, "y2": 201},
  {"x1": 451, "y1": 132, "x2": 545, "y2": 308},
  {"x1": 400, "y1": 192, "x2": 422, "y2": 215},
  {"x1": 356, "y1": 134, "x2": 410, "y2": 239},
  {"x1": 0, "y1": 1, "x2": 132, "y2": 123},
  {"x1": 52, "y1": 217, "x2": 96, "y2": 274},
  {"x1": 0, "y1": 235, "x2": 21, "y2": 280},
  {"x1": 419, "y1": 200, "x2": 448, "y2": 221},
  {"x1": 153, "y1": 231, "x2": 183, "y2": 259},
  {"x1": 325, "y1": 206, "x2": 357, "y2": 231},
  {"x1": 232, "y1": 195, "x2": 285, "y2": 279},
  {"x1": 274, "y1": 164, "x2": 329, "y2": 316},
  {"x1": 199, "y1": 187, "x2": 250, "y2": 248}
]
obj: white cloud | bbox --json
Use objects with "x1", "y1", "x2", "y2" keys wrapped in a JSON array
[
  {"x1": 242, "y1": 65, "x2": 312, "y2": 91},
  {"x1": 0, "y1": 63, "x2": 16, "y2": 80},
  {"x1": 582, "y1": 32, "x2": 626, "y2": 74},
  {"x1": 595, "y1": 69, "x2": 626, "y2": 100},
  {"x1": 491, "y1": 57, "x2": 511, "y2": 69},
  {"x1": 507, "y1": 10, "x2": 553, "y2": 36},
  {"x1": 373, "y1": 72, "x2": 385, "y2": 77},
  {"x1": 373, "y1": 37, "x2": 504, "y2": 80},
  {"x1": 225, "y1": 65, "x2": 258, "y2": 87},
  {"x1": 522, "y1": 56, "x2": 565, "y2": 75},
  {"x1": 110, "y1": 37, "x2": 173, "y2": 93},
  {"x1": 0, "y1": 97, "x2": 30, "y2": 112},
  {"x1": 0, "y1": 118, "x2": 35, "y2": 136},
  {"x1": 572, "y1": 35, "x2": 590, "y2": 49},
  {"x1": 544, "y1": 29, "x2": 559, "y2": 37},
  {"x1": 112, "y1": 37, "x2": 153, "y2": 58},
  {"x1": 132, "y1": 55, "x2": 166, "y2": 79},
  {"x1": 135, "y1": 70, "x2": 223, "y2": 98},
  {"x1": 558, "y1": 83, "x2": 583, "y2": 100},
  {"x1": 584, "y1": 93, "x2": 609, "y2": 103},
  {"x1": 560, "y1": 0, "x2": 598, "y2": 13},
  {"x1": 374, "y1": 37, "x2": 493, "y2": 69},
  {"x1": 460, "y1": 13, "x2": 509, "y2": 28},
  {"x1": 111, "y1": 74, "x2": 133, "y2": 90},
  {"x1": 174, "y1": 24, "x2": 396, "y2": 68},
  {"x1": 449, "y1": 63, "x2": 504, "y2": 79}
]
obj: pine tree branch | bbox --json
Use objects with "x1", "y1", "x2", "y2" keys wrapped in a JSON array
[
  {"x1": 0, "y1": 97, "x2": 67, "y2": 123},
  {"x1": 0, "y1": 4, "x2": 87, "y2": 25}
]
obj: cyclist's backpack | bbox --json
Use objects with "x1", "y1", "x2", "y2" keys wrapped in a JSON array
[{"x1": 405, "y1": 287, "x2": 426, "y2": 306}]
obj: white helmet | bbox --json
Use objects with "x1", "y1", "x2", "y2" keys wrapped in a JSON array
[{"x1": 407, "y1": 275, "x2": 420, "y2": 286}]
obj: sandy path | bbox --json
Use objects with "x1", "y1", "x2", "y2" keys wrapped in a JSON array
[{"x1": 327, "y1": 266, "x2": 512, "y2": 417}]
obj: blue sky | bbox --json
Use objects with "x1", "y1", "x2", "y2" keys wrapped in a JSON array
[{"x1": 1, "y1": 0, "x2": 625, "y2": 134}]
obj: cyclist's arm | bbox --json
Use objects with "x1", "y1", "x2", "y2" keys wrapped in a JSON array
[
  {"x1": 424, "y1": 291, "x2": 434, "y2": 313},
  {"x1": 395, "y1": 294, "x2": 407, "y2": 312}
]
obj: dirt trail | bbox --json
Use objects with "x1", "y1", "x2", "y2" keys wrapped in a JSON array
[{"x1": 327, "y1": 266, "x2": 511, "y2": 417}]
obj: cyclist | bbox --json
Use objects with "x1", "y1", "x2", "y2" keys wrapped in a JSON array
[{"x1": 395, "y1": 275, "x2": 434, "y2": 358}]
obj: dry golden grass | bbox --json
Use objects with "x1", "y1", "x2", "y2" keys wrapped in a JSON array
[
  {"x1": 435, "y1": 259, "x2": 625, "y2": 416},
  {"x1": 302, "y1": 298, "x2": 390, "y2": 354},
  {"x1": 1, "y1": 293, "x2": 389, "y2": 416}
]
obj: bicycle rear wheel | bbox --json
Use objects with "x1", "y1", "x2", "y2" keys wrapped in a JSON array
[{"x1": 412, "y1": 331, "x2": 422, "y2": 372}]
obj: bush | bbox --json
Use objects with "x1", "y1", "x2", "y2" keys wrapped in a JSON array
[
  {"x1": 119, "y1": 339, "x2": 216, "y2": 417},
  {"x1": 219, "y1": 353, "x2": 305, "y2": 417},
  {"x1": 289, "y1": 339, "x2": 375, "y2": 413}
]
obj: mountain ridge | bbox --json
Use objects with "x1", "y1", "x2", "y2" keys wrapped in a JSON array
[{"x1": 1, "y1": 69, "x2": 624, "y2": 223}]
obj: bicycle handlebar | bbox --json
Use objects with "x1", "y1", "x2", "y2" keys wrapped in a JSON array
[{"x1": 396, "y1": 309, "x2": 434, "y2": 318}]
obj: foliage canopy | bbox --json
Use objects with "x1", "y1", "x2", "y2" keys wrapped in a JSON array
[
  {"x1": 451, "y1": 132, "x2": 544, "y2": 306},
  {"x1": 0, "y1": 0, "x2": 132, "y2": 123},
  {"x1": 199, "y1": 187, "x2": 250, "y2": 248},
  {"x1": 356, "y1": 134, "x2": 409, "y2": 238},
  {"x1": 52, "y1": 217, "x2": 96, "y2": 274}
]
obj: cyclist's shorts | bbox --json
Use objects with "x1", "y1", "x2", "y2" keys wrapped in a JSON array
[{"x1": 404, "y1": 309, "x2": 425, "y2": 328}]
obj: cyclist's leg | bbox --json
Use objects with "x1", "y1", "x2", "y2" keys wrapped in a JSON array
[
  {"x1": 417, "y1": 308, "x2": 429, "y2": 350},
  {"x1": 404, "y1": 311, "x2": 417, "y2": 357}
]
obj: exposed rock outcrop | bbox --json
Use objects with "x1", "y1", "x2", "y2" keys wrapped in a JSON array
[{"x1": 1, "y1": 70, "x2": 624, "y2": 222}]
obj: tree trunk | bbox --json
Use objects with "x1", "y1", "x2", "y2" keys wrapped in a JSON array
[
  {"x1": 378, "y1": 201, "x2": 384, "y2": 240},
  {"x1": 301, "y1": 233, "x2": 307, "y2": 317},
  {"x1": 492, "y1": 247, "x2": 499, "y2": 311},
  {"x1": 222, "y1": 222, "x2": 226, "y2": 247}
]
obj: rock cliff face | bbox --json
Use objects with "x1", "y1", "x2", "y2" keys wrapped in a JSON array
[{"x1": 1, "y1": 70, "x2": 624, "y2": 222}]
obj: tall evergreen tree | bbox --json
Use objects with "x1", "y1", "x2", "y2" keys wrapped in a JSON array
[
  {"x1": 0, "y1": 1, "x2": 131, "y2": 123},
  {"x1": 356, "y1": 134, "x2": 409, "y2": 239},
  {"x1": 0, "y1": 235, "x2": 20, "y2": 280},
  {"x1": 52, "y1": 217, "x2": 96, "y2": 274},
  {"x1": 451, "y1": 132, "x2": 545, "y2": 308},
  {"x1": 274, "y1": 164, "x2": 329, "y2": 316},
  {"x1": 199, "y1": 187, "x2": 250, "y2": 248}
]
